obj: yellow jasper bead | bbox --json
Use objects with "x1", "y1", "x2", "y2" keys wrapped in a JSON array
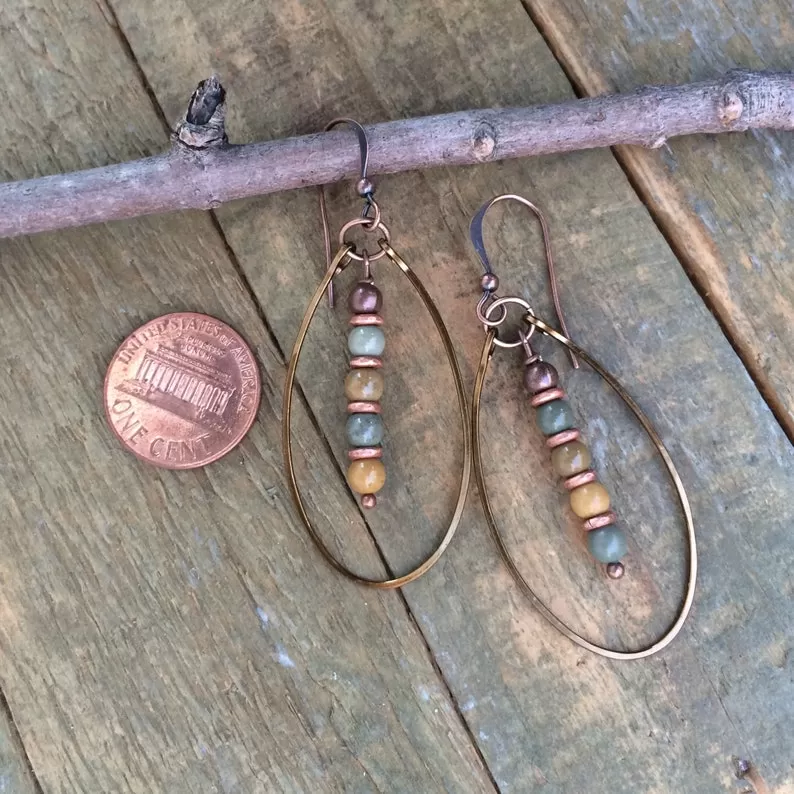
[
  {"x1": 550, "y1": 441, "x2": 591, "y2": 478},
  {"x1": 345, "y1": 368, "x2": 384, "y2": 401},
  {"x1": 569, "y1": 482, "x2": 611, "y2": 518},
  {"x1": 347, "y1": 459, "x2": 386, "y2": 494}
]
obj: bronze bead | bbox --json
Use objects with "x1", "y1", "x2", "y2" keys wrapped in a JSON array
[
  {"x1": 606, "y1": 561, "x2": 625, "y2": 579},
  {"x1": 348, "y1": 281, "x2": 383, "y2": 314},
  {"x1": 361, "y1": 494, "x2": 377, "y2": 509},
  {"x1": 524, "y1": 361, "x2": 559, "y2": 394}
]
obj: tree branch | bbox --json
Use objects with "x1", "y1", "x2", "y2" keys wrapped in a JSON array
[{"x1": 1, "y1": 70, "x2": 792, "y2": 238}]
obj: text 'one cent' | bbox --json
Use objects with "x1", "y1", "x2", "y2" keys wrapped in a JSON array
[{"x1": 104, "y1": 312, "x2": 261, "y2": 469}]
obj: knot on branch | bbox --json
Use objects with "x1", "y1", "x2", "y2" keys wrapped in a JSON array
[
  {"x1": 718, "y1": 89, "x2": 744, "y2": 125},
  {"x1": 174, "y1": 75, "x2": 228, "y2": 149},
  {"x1": 472, "y1": 121, "x2": 496, "y2": 161}
]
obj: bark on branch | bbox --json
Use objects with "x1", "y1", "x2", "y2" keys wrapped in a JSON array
[{"x1": 1, "y1": 70, "x2": 792, "y2": 238}]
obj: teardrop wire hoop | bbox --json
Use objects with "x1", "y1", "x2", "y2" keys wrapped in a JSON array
[
  {"x1": 282, "y1": 240, "x2": 472, "y2": 589},
  {"x1": 472, "y1": 315, "x2": 698, "y2": 659}
]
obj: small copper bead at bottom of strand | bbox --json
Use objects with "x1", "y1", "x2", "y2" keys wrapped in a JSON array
[
  {"x1": 361, "y1": 494, "x2": 377, "y2": 509},
  {"x1": 606, "y1": 561, "x2": 625, "y2": 579}
]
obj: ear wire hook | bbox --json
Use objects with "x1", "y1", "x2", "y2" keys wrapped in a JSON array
[
  {"x1": 319, "y1": 118, "x2": 376, "y2": 307},
  {"x1": 469, "y1": 194, "x2": 578, "y2": 368}
]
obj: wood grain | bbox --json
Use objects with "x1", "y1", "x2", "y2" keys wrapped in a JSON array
[
  {"x1": 0, "y1": 696, "x2": 37, "y2": 794},
  {"x1": 110, "y1": 0, "x2": 794, "y2": 792},
  {"x1": 2, "y1": 69, "x2": 793, "y2": 238},
  {"x1": 523, "y1": 0, "x2": 794, "y2": 440},
  {"x1": 0, "y1": 2, "x2": 495, "y2": 791}
]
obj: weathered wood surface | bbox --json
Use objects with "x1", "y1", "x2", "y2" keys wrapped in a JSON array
[
  {"x1": 0, "y1": 698, "x2": 37, "y2": 794},
  {"x1": 109, "y1": 0, "x2": 794, "y2": 792},
  {"x1": 524, "y1": 0, "x2": 794, "y2": 440},
  {"x1": 0, "y1": 2, "x2": 496, "y2": 792},
  {"x1": 2, "y1": 69, "x2": 794, "y2": 239}
]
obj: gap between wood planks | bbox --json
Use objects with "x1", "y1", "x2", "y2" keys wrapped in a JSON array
[
  {"x1": 99, "y1": 3, "x2": 503, "y2": 790},
  {"x1": 519, "y1": 0, "x2": 794, "y2": 447},
  {"x1": 0, "y1": 688, "x2": 44, "y2": 794}
]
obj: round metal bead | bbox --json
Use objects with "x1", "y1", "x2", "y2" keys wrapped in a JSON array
[
  {"x1": 348, "y1": 281, "x2": 383, "y2": 314},
  {"x1": 524, "y1": 361, "x2": 559, "y2": 394},
  {"x1": 606, "y1": 562, "x2": 625, "y2": 579},
  {"x1": 361, "y1": 494, "x2": 377, "y2": 509},
  {"x1": 481, "y1": 273, "x2": 499, "y2": 292},
  {"x1": 356, "y1": 178, "x2": 374, "y2": 197}
]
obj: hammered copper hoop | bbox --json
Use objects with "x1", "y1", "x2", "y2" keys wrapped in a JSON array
[
  {"x1": 282, "y1": 242, "x2": 472, "y2": 589},
  {"x1": 471, "y1": 316, "x2": 697, "y2": 660}
]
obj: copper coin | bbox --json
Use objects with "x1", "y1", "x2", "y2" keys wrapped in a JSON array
[{"x1": 104, "y1": 312, "x2": 260, "y2": 469}]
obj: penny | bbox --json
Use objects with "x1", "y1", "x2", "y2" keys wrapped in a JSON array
[{"x1": 103, "y1": 312, "x2": 260, "y2": 469}]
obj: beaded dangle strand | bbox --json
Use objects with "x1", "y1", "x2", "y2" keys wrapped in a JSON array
[
  {"x1": 524, "y1": 350, "x2": 626, "y2": 577},
  {"x1": 345, "y1": 276, "x2": 386, "y2": 508}
]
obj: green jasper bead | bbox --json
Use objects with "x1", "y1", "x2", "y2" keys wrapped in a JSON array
[
  {"x1": 535, "y1": 399, "x2": 575, "y2": 436},
  {"x1": 348, "y1": 326, "x2": 385, "y2": 356},
  {"x1": 586, "y1": 526, "x2": 627, "y2": 563},
  {"x1": 346, "y1": 413, "x2": 384, "y2": 447}
]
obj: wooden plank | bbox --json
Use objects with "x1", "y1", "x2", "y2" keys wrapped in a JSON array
[
  {"x1": 0, "y1": 698, "x2": 38, "y2": 794},
  {"x1": 0, "y1": 2, "x2": 496, "y2": 792},
  {"x1": 110, "y1": 0, "x2": 794, "y2": 792},
  {"x1": 522, "y1": 0, "x2": 794, "y2": 439}
]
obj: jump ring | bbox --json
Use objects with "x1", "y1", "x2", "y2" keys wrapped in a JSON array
[
  {"x1": 483, "y1": 296, "x2": 535, "y2": 349},
  {"x1": 339, "y1": 217, "x2": 391, "y2": 262}
]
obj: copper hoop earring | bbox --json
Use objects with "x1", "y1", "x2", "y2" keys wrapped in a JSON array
[
  {"x1": 468, "y1": 194, "x2": 697, "y2": 659},
  {"x1": 282, "y1": 119, "x2": 471, "y2": 589}
]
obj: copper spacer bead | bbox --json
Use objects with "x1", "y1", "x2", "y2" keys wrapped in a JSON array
[
  {"x1": 582, "y1": 510, "x2": 617, "y2": 531},
  {"x1": 545, "y1": 428, "x2": 581, "y2": 448},
  {"x1": 524, "y1": 360, "x2": 559, "y2": 394},
  {"x1": 361, "y1": 494, "x2": 377, "y2": 509},
  {"x1": 348, "y1": 447, "x2": 383, "y2": 460},
  {"x1": 349, "y1": 356, "x2": 383, "y2": 368},
  {"x1": 564, "y1": 470, "x2": 597, "y2": 491},
  {"x1": 530, "y1": 387, "x2": 566, "y2": 408},
  {"x1": 606, "y1": 561, "x2": 625, "y2": 579},
  {"x1": 348, "y1": 281, "x2": 383, "y2": 314},
  {"x1": 349, "y1": 313, "x2": 384, "y2": 326},
  {"x1": 347, "y1": 401, "x2": 381, "y2": 414}
]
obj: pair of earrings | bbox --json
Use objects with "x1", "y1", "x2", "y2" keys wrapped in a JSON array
[{"x1": 282, "y1": 120, "x2": 697, "y2": 660}]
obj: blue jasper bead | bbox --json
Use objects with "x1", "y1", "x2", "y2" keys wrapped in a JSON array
[
  {"x1": 535, "y1": 399, "x2": 575, "y2": 436},
  {"x1": 348, "y1": 326, "x2": 385, "y2": 357},
  {"x1": 586, "y1": 526, "x2": 627, "y2": 563},
  {"x1": 346, "y1": 413, "x2": 384, "y2": 447}
]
